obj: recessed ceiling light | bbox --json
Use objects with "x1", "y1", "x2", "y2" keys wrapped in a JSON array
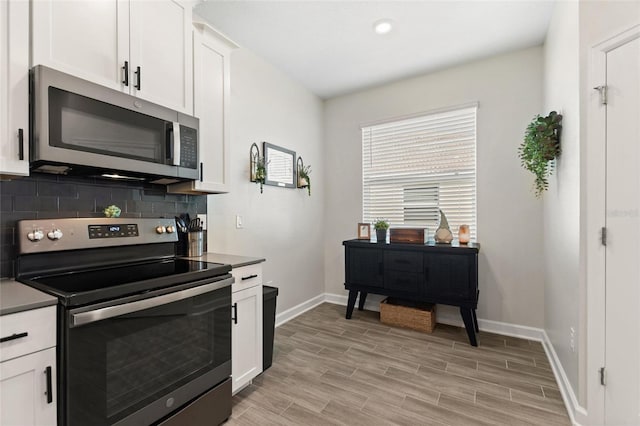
[{"x1": 373, "y1": 19, "x2": 393, "y2": 35}]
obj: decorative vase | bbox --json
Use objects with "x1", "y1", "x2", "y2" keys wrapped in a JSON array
[
  {"x1": 376, "y1": 228, "x2": 387, "y2": 243},
  {"x1": 434, "y1": 209, "x2": 453, "y2": 244},
  {"x1": 458, "y1": 224, "x2": 470, "y2": 244}
]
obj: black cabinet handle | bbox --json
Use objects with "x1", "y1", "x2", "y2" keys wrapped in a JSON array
[
  {"x1": 241, "y1": 274, "x2": 257, "y2": 281},
  {"x1": 122, "y1": 61, "x2": 129, "y2": 86},
  {"x1": 44, "y1": 366, "x2": 53, "y2": 404},
  {"x1": 232, "y1": 303, "x2": 238, "y2": 324},
  {"x1": 378, "y1": 262, "x2": 383, "y2": 275},
  {"x1": 424, "y1": 267, "x2": 429, "y2": 282},
  {"x1": 0, "y1": 332, "x2": 28, "y2": 343},
  {"x1": 134, "y1": 66, "x2": 141, "y2": 90},
  {"x1": 200, "y1": 162, "x2": 203, "y2": 182},
  {"x1": 18, "y1": 129, "x2": 24, "y2": 160}
]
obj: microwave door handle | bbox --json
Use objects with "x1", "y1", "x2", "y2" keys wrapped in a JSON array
[
  {"x1": 70, "y1": 277, "x2": 234, "y2": 327},
  {"x1": 172, "y1": 122, "x2": 181, "y2": 166}
]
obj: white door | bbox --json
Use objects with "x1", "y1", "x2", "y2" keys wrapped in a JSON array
[
  {"x1": 129, "y1": 0, "x2": 193, "y2": 114},
  {"x1": 0, "y1": 0, "x2": 29, "y2": 177},
  {"x1": 604, "y1": 34, "x2": 640, "y2": 425},
  {"x1": 31, "y1": 0, "x2": 129, "y2": 92},
  {"x1": 231, "y1": 285, "x2": 263, "y2": 394},
  {"x1": 0, "y1": 348, "x2": 57, "y2": 426}
]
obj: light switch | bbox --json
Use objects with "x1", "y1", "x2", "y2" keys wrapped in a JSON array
[{"x1": 235, "y1": 215, "x2": 243, "y2": 229}]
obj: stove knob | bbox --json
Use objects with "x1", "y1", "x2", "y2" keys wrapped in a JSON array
[
  {"x1": 156, "y1": 226, "x2": 166, "y2": 234},
  {"x1": 47, "y1": 229, "x2": 63, "y2": 240},
  {"x1": 27, "y1": 230, "x2": 44, "y2": 242},
  {"x1": 166, "y1": 225, "x2": 176, "y2": 234}
]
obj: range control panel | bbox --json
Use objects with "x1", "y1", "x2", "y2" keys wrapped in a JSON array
[
  {"x1": 17, "y1": 218, "x2": 178, "y2": 254},
  {"x1": 88, "y1": 224, "x2": 139, "y2": 239}
]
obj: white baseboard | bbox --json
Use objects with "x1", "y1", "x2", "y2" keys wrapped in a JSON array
[
  {"x1": 282, "y1": 292, "x2": 587, "y2": 425},
  {"x1": 540, "y1": 331, "x2": 587, "y2": 426},
  {"x1": 275, "y1": 293, "x2": 325, "y2": 328}
]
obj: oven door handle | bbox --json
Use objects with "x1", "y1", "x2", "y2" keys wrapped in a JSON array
[{"x1": 70, "y1": 277, "x2": 233, "y2": 327}]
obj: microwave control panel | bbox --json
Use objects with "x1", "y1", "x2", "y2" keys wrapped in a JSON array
[{"x1": 180, "y1": 126, "x2": 198, "y2": 169}]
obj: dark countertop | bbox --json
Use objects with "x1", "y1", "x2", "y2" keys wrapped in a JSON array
[
  {"x1": 183, "y1": 252, "x2": 265, "y2": 269},
  {"x1": 0, "y1": 279, "x2": 58, "y2": 316}
]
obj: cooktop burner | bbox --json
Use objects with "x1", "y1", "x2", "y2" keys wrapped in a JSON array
[{"x1": 20, "y1": 259, "x2": 230, "y2": 307}]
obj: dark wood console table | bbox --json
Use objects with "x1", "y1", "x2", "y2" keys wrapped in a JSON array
[{"x1": 343, "y1": 239, "x2": 481, "y2": 346}]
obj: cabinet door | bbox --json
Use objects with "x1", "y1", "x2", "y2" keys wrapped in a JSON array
[
  {"x1": 0, "y1": 348, "x2": 56, "y2": 426},
  {"x1": 424, "y1": 253, "x2": 474, "y2": 300},
  {"x1": 232, "y1": 285, "x2": 263, "y2": 394},
  {"x1": 129, "y1": 0, "x2": 193, "y2": 114},
  {"x1": 168, "y1": 24, "x2": 235, "y2": 194},
  {"x1": 347, "y1": 247, "x2": 384, "y2": 288},
  {"x1": 0, "y1": 0, "x2": 29, "y2": 176},
  {"x1": 31, "y1": 0, "x2": 129, "y2": 92}
]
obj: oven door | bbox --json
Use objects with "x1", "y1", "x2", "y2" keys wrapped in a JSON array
[{"x1": 62, "y1": 276, "x2": 232, "y2": 426}]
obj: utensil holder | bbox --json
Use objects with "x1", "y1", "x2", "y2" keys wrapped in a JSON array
[{"x1": 188, "y1": 231, "x2": 203, "y2": 257}]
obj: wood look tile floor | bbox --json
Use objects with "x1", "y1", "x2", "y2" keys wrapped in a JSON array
[{"x1": 225, "y1": 303, "x2": 570, "y2": 426}]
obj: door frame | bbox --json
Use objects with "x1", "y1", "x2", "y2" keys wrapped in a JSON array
[{"x1": 585, "y1": 24, "x2": 640, "y2": 426}]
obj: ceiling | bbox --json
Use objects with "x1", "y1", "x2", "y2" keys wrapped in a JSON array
[{"x1": 195, "y1": 1, "x2": 555, "y2": 99}]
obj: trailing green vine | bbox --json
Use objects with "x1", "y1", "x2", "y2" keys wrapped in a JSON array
[{"x1": 518, "y1": 111, "x2": 563, "y2": 197}]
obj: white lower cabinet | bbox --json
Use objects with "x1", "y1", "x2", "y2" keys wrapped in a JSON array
[
  {"x1": 231, "y1": 265, "x2": 263, "y2": 394},
  {"x1": 0, "y1": 305, "x2": 57, "y2": 426},
  {"x1": 0, "y1": 347, "x2": 56, "y2": 426}
]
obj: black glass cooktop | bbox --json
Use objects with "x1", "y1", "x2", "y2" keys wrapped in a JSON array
[{"x1": 20, "y1": 259, "x2": 231, "y2": 307}]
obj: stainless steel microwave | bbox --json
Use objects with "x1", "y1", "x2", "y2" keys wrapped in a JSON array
[{"x1": 30, "y1": 65, "x2": 199, "y2": 183}]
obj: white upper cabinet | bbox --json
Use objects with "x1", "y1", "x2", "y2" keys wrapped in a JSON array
[
  {"x1": 31, "y1": 0, "x2": 128, "y2": 93},
  {"x1": 168, "y1": 22, "x2": 236, "y2": 194},
  {"x1": 129, "y1": 0, "x2": 192, "y2": 113},
  {"x1": 0, "y1": 0, "x2": 30, "y2": 177},
  {"x1": 31, "y1": 0, "x2": 193, "y2": 114}
]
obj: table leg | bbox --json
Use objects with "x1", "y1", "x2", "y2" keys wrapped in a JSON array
[
  {"x1": 346, "y1": 290, "x2": 358, "y2": 319},
  {"x1": 358, "y1": 292, "x2": 368, "y2": 310},
  {"x1": 460, "y1": 307, "x2": 478, "y2": 347},
  {"x1": 472, "y1": 309, "x2": 479, "y2": 332}
]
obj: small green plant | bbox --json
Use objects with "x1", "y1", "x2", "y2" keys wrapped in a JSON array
[
  {"x1": 374, "y1": 219, "x2": 389, "y2": 230},
  {"x1": 298, "y1": 164, "x2": 311, "y2": 196},
  {"x1": 518, "y1": 111, "x2": 563, "y2": 197},
  {"x1": 253, "y1": 154, "x2": 267, "y2": 193}
]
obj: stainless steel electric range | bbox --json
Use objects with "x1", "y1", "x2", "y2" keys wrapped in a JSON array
[{"x1": 15, "y1": 218, "x2": 233, "y2": 426}]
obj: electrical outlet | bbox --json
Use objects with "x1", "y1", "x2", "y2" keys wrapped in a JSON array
[
  {"x1": 569, "y1": 327, "x2": 576, "y2": 353},
  {"x1": 197, "y1": 214, "x2": 207, "y2": 230},
  {"x1": 235, "y1": 215, "x2": 243, "y2": 229}
]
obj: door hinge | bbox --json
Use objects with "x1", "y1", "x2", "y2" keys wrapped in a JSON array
[
  {"x1": 599, "y1": 367, "x2": 606, "y2": 386},
  {"x1": 594, "y1": 85, "x2": 608, "y2": 105},
  {"x1": 601, "y1": 227, "x2": 607, "y2": 246}
]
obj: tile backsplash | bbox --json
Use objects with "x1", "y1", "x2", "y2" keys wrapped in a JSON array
[{"x1": 0, "y1": 173, "x2": 206, "y2": 278}]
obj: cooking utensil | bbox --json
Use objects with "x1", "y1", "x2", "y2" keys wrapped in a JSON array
[{"x1": 175, "y1": 216, "x2": 187, "y2": 233}]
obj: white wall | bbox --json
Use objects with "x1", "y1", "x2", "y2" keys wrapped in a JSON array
[
  {"x1": 543, "y1": 0, "x2": 581, "y2": 407},
  {"x1": 208, "y1": 47, "x2": 325, "y2": 315},
  {"x1": 324, "y1": 47, "x2": 545, "y2": 328}
]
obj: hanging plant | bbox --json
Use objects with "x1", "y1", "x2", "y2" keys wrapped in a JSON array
[
  {"x1": 298, "y1": 164, "x2": 311, "y2": 196},
  {"x1": 518, "y1": 111, "x2": 563, "y2": 197},
  {"x1": 254, "y1": 155, "x2": 266, "y2": 194}
]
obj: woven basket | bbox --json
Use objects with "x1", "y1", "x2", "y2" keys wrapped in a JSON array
[{"x1": 380, "y1": 298, "x2": 436, "y2": 333}]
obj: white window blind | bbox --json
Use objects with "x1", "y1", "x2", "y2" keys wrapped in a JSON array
[{"x1": 362, "y1": 104, "x2": 477, "y2": 240}]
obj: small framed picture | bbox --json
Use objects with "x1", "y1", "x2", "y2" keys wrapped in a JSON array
[{"x1": 357, "y1": 223, "x2": 371, "y2": 239}]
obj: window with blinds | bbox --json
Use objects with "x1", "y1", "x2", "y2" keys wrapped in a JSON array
[{"x1": 362, "y1": 104, "x2": 477, "y2": 240}]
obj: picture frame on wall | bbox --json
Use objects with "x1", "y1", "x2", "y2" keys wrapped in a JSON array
[
  {"x1": 357, "y1": 223, "x2": 371, "y2": 239},
  {"x1": 263, "y1": 142, "x2": 296, "y2": 188}
]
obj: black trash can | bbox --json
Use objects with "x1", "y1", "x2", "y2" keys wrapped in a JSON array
[{"x1": 262, "y1": 286, "x2": 279, "y2": 371}]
